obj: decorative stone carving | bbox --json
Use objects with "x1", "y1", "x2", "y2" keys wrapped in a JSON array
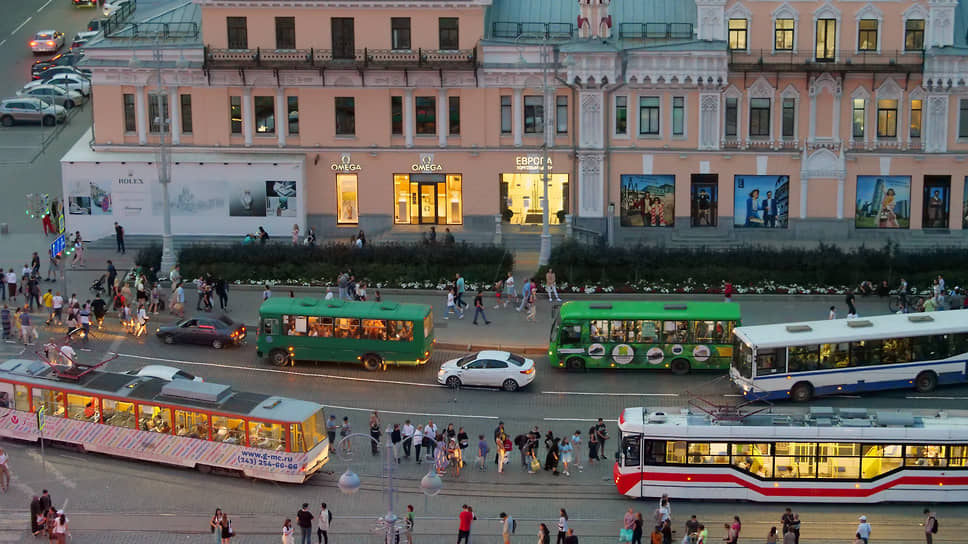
[
  {"x1": 699, "y1": 93, "x2": 721, "y2": 150},
  {"x1": 809, "y1": 73, "x2": 842, "y2": 97},
  {"x1": 578, "y1": 91, "x2": 604, "y2": 149},
  {"x1": 695, "y1": 0, "x2": 726, "y2": 41},
  {"x1": 577, "y1": 0, "x2": 612, "y2": 40},
  {"x1": 577, "y1": 151, "x2": 604, "y2": 217},
  {"x1": 923, "y1": 93, "x2": 949, "y2": 153},
  {"x1": 801, "y1": 148, "x2": 846, "y2": 180}
]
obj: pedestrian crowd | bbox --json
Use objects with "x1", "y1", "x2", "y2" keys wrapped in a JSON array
[{"x1": 29, "y1": 489, "x2": 70, "y2": 543}]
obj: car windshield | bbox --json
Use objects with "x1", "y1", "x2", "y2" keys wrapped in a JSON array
[
  {"x1": 455, "y1": 354, "x2": 477, "y2": 367},
  {"x1": 507, "y1": 354, "x2": 526, "y2": 366},
  {"x1": 173, "y1": 370, "x2": 196, "y2": 380},
  {"x1": 36, "y1": 33, "x2": 53, "y2": 39}
]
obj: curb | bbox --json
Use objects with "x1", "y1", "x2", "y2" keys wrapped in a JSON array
[{"x1": 436, "y1": 342, "x2": 547, "y2": 355}]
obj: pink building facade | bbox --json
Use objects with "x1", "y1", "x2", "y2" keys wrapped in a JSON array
[{"x1": 61, "y1": 0, "x2": 968, "y2": 246}]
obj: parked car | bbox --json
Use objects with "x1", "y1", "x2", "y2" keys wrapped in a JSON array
[
  {"x1": 32, "y1": 52, "x2": 83, "y2": 79},
  {"x1": 156, "y1": 316, "x2": 247, "y2": 349},
  {"x1": 16, "y1": 85, "x2": 85, "y2": 109},
  {"x1": 126, "y1": 365, "x2": 203, "y2": 382},
  {"x1": 87, "y1": 19, "x2": 103, "y2": 32},
  {"x1": 29, "y1": 31, "x2": 65, "y2": 54},
  {"x1": 73, "y1": 0, "x2": 98, "y2": 6},
  {"x1": 71, "y1": 31, "x2": 101, "y2": 50},
  {"x1": 0, "y1": 97, "x2": 67, "y2": 127},
  {"x1": 437, "y1": 350, "x2": 536, "y2": 391},
  {"x1": 27, "y1": 72, "x2": 92, "y2": 96},
  {"x1": 102, "y1": 0, "x2": 131, "y2": 17}
]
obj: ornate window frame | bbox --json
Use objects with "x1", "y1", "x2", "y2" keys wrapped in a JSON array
[
  {"x1": 902, "y1": 4, "x2": 928, "y2": 52},
  {"x1": 874, "y1": 79, "x2": 903, "y2": 140},
  {"x1": 854, "y1": 3, "x2": 884, "y2": 54},
  {"x1": 813, "y1": 1, "x2": 842, "y2": 63},
  {"x1": 779, "y1": 84, "x2": 800, "y2": 142},
  {"x1": 850, "y1": 86, "x2": 871, "y2": 144},
  {"x1": 726, "y1": 2, "x2": 753, "y2": 52},
  {"x1": 771, "y1": 3, "x2": 799, "y2": 54}
]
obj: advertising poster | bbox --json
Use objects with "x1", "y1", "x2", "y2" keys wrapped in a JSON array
[
  {"x1": 266, "y1": 180, "x2": 297, "y2": 217},
  {"x1": 964, "y1": 178, "x2": 968, "y2": 229},
  {"x1": 922, "y1": 180, "x2": 949, "y2": 229},
  {"x1": 228, "y1": 180, "x2": 267, "y2": 217},
  {"x1": 690, "y1": 183, "x2": 718, "y2": 227},
  {"x1": 619, "y1": 175, "x2": 675, "y2": 227},
  {"x1": 89, "y1": 181, "x2": 112, "y2": 216},
  {"x1": 66, "y1": 180, "x2": 92, "y2": 215},
  {"x1": 855, "y1": 176, "x2": 911, "y2": 229},
  {"x1": 152, "y1": 179, "x2": 227, "y2": 217},
  {"x1": 733, "y1": 175, "x2": 790, "y2": 228}
]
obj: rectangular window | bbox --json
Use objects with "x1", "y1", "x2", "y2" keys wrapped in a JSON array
[
  {"x1": 750, "y1": 98, "x2": 770, "y2": 138},
  {"x1": 861, "y1": 444, "x2": 903, "y2": 479},
  {"x1": 960, "y1": 99, "x2": 968, "y2": 138},
  {"x1": 415, "y1": 96, "x2": 436, "y2": 134},
  {"x1": 139, "y1": 404, "x2": 172, "y2": 434},
  {"x1": 391, "y1": 96, "x2": 402, "y2": 135},
  {"x1": 66, "y1": 393, "x2": 95, "y2": 421},
  {"x1": 391, "y1": 17, "x2": 411, "y2": 50},
  {"x1": 615, "y1": 96, "x2": 627, "y2": 135},
  {"x1": 388, "y1": 320, "x2": 414, "y2": 341},
  {"x1": 910, "y1": 99, "x2": 922, "y2": 139},
  {"x1": 335, "y1": 97, "x2": 355, "y2": 135},
  {"x1": 229, "y1": 95, "x2": 241, "y2": 134},
  {"x1": 732, "y1": 443, "x2": 773, "y2": 478},
  {"x1": 556, "y1": 96, "x2": 568, "y2": 134},
  {"x1": 179, "y1": 94, "x2": 192, "y2": 134},
  {"x1": 123, "y1": 93, "x2": 135, "y2": 132},
  {"x1": 686, "y1": 442, "x2": 729, "y2": 464},
  {"x1": 775, "y1": 442, "x2": 817, "y2": 479},
  {"x1": 787, "y1": 344, "x2": 819, "y2": 372},
  {"x1": 335, "y1": 318, "x2": 361, "y2": 339},
  {"x1": 174, "y1": 410, "x2": 209, "y2": 439},
  {"x1": 852, "y1": 98, "x2": 865, "y2": 138},
  {"x1": 905, "y1": 19, "x2": 925, "y2": 51},
  {"x1": 287, "y1": 96, "x2": 299, "y2": 135},
  {"x1": 524, "y1": 96, "x2": 544, "y2": 134},
  {"x1": 254, "y1": 95, "x2": 275, "y2": 134},
  {"x1": 147, "y1": 94, "x2": 169, "y2": 133},
  {"x1": 728, "y1": 19, "x2": 748, "y2": 50},
  {"x1": 858, "y1": 20, "x2": 878, "y2": 51},
  {"x1": 212, "y1": 415, "x2": 245, "y2": 444},
  {"x1": 672, "y1": 96, "x2": 684, "y2": 136},
  {"x1": 102, "y1": 399, "x2": 135, "y2": 428},
  {"x1": 337, "y1": 174, "x2": 359, "y2": 224},
  {"x1": 877, "y1": 99, "x2": 897, "y2": 138},
  {"x1": 638, "y1": 96, "x2": 660, "y2": 135},
  {"x1": 816, "y1": 19, "x2": 836, "y2": 61},
  {"x1": 439, "y1": 17, "x2": 459, "y2": 50},
  {"x1": 449, "y1": 96, "x2": 460, "y2": 135},
  {"x1": 226, "y1": 17, "x2": 248, "y2": 49},
  {"x1": 725, "y1": 97, "x2": 738, "y2": 137},
  {"x1": 275, "y1": 16, "x2": 295, "y2": 50},
  {"x1": 249, "y1": 421, "x2": 286, "y2": 450},
  {"x1": 774, "y1": 18, "x2": 794, "y2": 51},
  {"x1": 500, "y1": 95, "x2": 512, "y2": 134},
  {"x1": 13, "y1": 384, "x2": 28, "y2": 411},
  {"x1": 331, "y1": 18, "x2": 355, "y2": 59},
  {"x1": 362, "y1": 319, "x2": 387, "y2": 341},
  {"x1": 782, "y1": 98, "x2": 795, "y2": 138}
]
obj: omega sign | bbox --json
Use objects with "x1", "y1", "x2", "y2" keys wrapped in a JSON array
[
  {"x1": 411, "y1": 154, "x2": 442, "y2": 172},
  {"x1": 515, "y1": 156, "x2": 552, "y2": 171},
  {"x1": 331, "y1": 153, "x2": 361, "y2": 172}
]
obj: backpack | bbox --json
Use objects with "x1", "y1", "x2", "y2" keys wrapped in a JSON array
[
  {"x1": 327, "y1": 509, "x2": 333, "y2": 525},
  {"x1": 930, "y1": 516, "x2": 938, "y2": 534},
  {"x1": 511, "y1": 518, "x2": 517, "y2": 533}
]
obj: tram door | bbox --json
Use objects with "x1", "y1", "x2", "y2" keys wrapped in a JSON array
[
  {"x1": 0, "y1": 382, "x2": 11, "y2": 409},
  {"x1": 620, "y1": 433, "x2": 643, "y2": 494}
]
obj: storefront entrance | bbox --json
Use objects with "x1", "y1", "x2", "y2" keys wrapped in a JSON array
[
  {"x1": 394, "y1": 173, "x2": 463, "y2": 225},
  {"x1": 500, "y1": 173, "x2": 569, "y2": 225}
]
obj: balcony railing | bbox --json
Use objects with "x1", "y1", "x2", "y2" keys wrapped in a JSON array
[
  {"x1": 204, "y1": 47, "x2": 476, "y2": 70},
  {"x1": 105, "y1": 21, "x2": 200, "y2": 40},
  {"x1": 618, "y1": 23, "x2": 693, "y2": 41},
  {"x1": 490, "y1": 22, "x2": 574, "y2": 41},
  {"x1": 729, "y1": 49, "x2": 924, "y2": 73}
]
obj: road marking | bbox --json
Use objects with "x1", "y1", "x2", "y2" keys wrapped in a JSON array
[
  {"x1": 11, "y1": 17, "x2": 32, "y2": 36},
  {"x1": 906, "y1": 396, "x2": 968, "y2": 400},
  {"x1": 0, "y1": 40, "x2": 6, "y2": 47},
  {"x1": 542, "y1": 391, "x2": 678, "y2": 397},
  {"x1": 37, "y1": 0, "x2": 54, "y2": 13},
  {"x1": 25, "y1": 450, "x2": 76, "y2": 489},
  {"x1": 324, "y1": 404, "x2": 498, "y2": 420}
]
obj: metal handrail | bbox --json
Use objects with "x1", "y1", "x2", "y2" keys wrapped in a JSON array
[
  {"x1": 619, "y1": 22, "x2": 694, "y2": 40},
  {"x1": 729, "y1": 48, "x2": 924, "y2": 66}
]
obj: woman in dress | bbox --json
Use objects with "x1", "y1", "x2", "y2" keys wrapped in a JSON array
[
  {"x1": 210, "y1": 508, "x2": 224, "y2": 544},
  {"x1": 369, "y1": 411, "x2": 381, "y2": 455},
  {"x1": 588, "y1": 425, "x2": 599, "y2": 464},
  {"x1": 744, "y1": 189, "x2": 762, "y2": 226},
  {"x1": 544, "y1": 437, "x2": 560, "y2": 474},
  {"x1": 220, "y1": 513, "x2": 233, "y2": 543},
  {"x1": 649, "y1": 197, "x2": 666, "y2": 227},
  {"x1": 879, "y1": 188, "x2": 900, "y2": 228},
  {"x1": 291, "y1": 224, "x2": 300, "y2": 245},
  {"x1": 281, "y1": 518, "x2": 294, "y2": 544},
  {"x1": 559, "y1": 438, "x2": 573, "y2": 476}
]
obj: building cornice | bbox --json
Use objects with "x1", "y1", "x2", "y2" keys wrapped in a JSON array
[{"x1": 193, "y1": 0, "x2": 491, "y2": 8}]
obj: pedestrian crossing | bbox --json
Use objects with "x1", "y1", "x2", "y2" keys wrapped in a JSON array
[{"x1": 0, "y1": 513, "x2": 27, "y2": 542}]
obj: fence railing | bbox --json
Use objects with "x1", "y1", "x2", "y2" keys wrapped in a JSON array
[
  {"x1": 490, "y1": 22, "x2": 574, "y2": 41},
  {"x1": 729, "y1": 49, "x2": 924, "y2": 72},
  {"x1": 618, "y1": 22, "x2": 693, "y2": 40},
  {"x1": 204, "y1": 47, "x2": 475, "y2": 69}
]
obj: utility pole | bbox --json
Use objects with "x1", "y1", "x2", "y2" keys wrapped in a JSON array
[{"x1": 153, "y1": 46, "x2": 176, "y2": 277}]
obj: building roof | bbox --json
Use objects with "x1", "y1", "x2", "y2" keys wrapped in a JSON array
[
  {"x1": 260, "y1": 298, "x2": 432, "y2": 321},
  {"x1": 484, "y1": 0, "x2": 696, "y2": 40},
  {"x1": 85, "y1": 0, "x2": 201, "y2": 49}
]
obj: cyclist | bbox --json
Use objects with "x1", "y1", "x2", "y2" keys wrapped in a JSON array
[{"x1": 897, "y1": 277, "x2": 909, "y2": 313}]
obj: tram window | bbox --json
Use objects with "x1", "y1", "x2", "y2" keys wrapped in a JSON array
[
  {"x1": 905, "y1": 445, "x2": 946, "y2": 467},
  {"x1": 880, "y1": 337, "x2": 912, "y2": 364},
  {"x1": 731, "y1": 443, "x2": 773, "y2": 478},
  {"x1": 139, "y1": 404, "x2": 172, "y2": 434},
  {"x1": 102, "y1": 399, "x2": 135, "y2": 428},
  {"x1": 819, "y1": 343, "x2": 849, "y2": 369},
  {"x1": 308, "y1": 317, "x2": 333, "y2": 338},
  {"x1": 560, "y1": 323, "x2": 582, "y2": 344},
  {"x1": 948, "y1": 445, "x2": 968, "y2": 467},
  {"x1": 67, "y1": 394, "x2": 97, "y2": 422},
  {"x1": 14, "y1": 385, "x2": 28, "y2": 411},
  {"x1": 861, "y1": 444, "x2": 903, "y2": 478},
  {"x1": 850, "y1": 339, "x2": 882, "y2": 367},
  {"x1": 687, "y1": 442, "x2": 729, "y2": 464},
  {"x1": 820, "y1": 456, "x2": 860, "y2": 479},
  {"x1": 213, "y1": 415, "x2": 245, "y2": 444},
  {"x1": 362, "y1": 319, "x2": 387, "y2": 341},
  {"x1": 301, "y1": 409, "x2": 327, "y2": 451},
  {"x1": 290, "y1": 423, "x2": 305, "y2": 452},
  {"x1": 590, "y1": 320, "x2": 608, "y2": 342},
  {"x1": 621, "y1": 435, "x2": 641, "y2": 467},
  {"x1": 664, "y1": 441, "x2": 687, "y2": 464},
  {"x1": 787, "y1": 345, "x2": 820, "y2": 372},
  {"x1": 775, "y1": 442, "x2": 817, "y2": 478},
  {"x1": 387, "y1": 320, "x2": 413, "y2": 342},
  {"x1": 249, "y1": 421, "x2": 286, "y2": 450},
  {"x1": 913, "y1": 335, "x2": 950, "y2": 360},
  {"x1": 645, "y1": 440, "x2": 666, "y2": 465},
  {"x1": 31, "y1": 387, "x2": 61, "y2": 417},
  {"x1": 174, "y1": 410, "x2": 209, "y2": 439}
]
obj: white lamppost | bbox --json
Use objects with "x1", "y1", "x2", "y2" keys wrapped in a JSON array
[{"x1": 152, "y1": 46, "x2": 176, "y2": 276}]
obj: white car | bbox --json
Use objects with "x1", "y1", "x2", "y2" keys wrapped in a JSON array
[
  {"x1": 26, "y1": 73, "x2": 91, "y2": 96},
  {"x1": 437, "y1": 350, "x2": 535, "y2": 391},
  {"x1": 102, "y1": 0, "x2": 130, "y2": 17},
  {"x1": 126, "y1": 365, "x2": 203, "y2": 382},
  {"x1": 29, "y1": 31, "x2": 65, "y2": 54},
  {"x1": 17, "y1": 84, "x2": 86, "y2": 109}
]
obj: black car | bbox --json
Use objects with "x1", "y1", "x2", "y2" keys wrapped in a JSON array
[
  {"x1": 87, "y1": 19, "x2": 103, "y2": 32},
  {"x1": 32, "y1": 52, "x2": 82, "y2": 79},
  {"x1": 155, "y1": 316, "x2": 246, "y2": 349}
]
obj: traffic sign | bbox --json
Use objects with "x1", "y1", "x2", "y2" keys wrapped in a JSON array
[
  {"x1": 36, "y1": 405, "x2": 46, "y2": 431},
  {"x1": 50, "y1": 234, "x2": 65, "y2": 258}
]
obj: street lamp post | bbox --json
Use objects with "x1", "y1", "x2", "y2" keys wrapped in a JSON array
[{"x1": 152, "y1": 47, "x2": 176, "y2": 277}]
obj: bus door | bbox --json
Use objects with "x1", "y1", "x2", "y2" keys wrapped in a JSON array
[
  {"x1": 262, "y1": 317, "x2": 280, "y2": 345},
  {"x1": 556, "y1": 321, "x2": 583, "y2": 351}
]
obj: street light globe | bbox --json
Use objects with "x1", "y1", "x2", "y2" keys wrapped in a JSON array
[
  {"x1": 420, "y1": 470, "x2": 443, "y2": 496},
  {"x1": 337, "y1": 469, "x2": 361, "y2": 494}
]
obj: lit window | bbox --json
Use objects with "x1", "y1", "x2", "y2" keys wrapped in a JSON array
[
  {"x1": 728, "y1": 19, "x2": 748, "y2": 50},
  {"x1": 858, "y1": 20, "x2": 878, "y2": 52},
  {"x1": 910, "y1": 99, "x2": 922, "y2": 138},
  {"x1": 254, "y1": 95, "x2": 274, "y2": 134},
  {"x1": 876, "y1": 99, "x2": 897, "y2": 138},
  {"x1": 905, "y1": 20, "x2": 924, "y2": 51},
  {"x1": 336, "y1": 174, "x2": 359, "y2": 224},
  {"x1": 774, "y1": 19, "x2": 794, "y2": 51},
  {"x1": 852, "y1": 98, "x2": 865, "y2": 138}
]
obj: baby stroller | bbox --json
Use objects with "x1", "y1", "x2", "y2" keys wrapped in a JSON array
[{"x1": 90, "y1": 274, "x2": 107, "y2": 297}]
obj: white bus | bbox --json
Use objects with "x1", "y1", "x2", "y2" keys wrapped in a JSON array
[
  {"x1": 729, "y1": 310, "x2": 968, "y2": 402},
  {"x1": 615, "y1": 406, "x2": 968, "y2": 503}
]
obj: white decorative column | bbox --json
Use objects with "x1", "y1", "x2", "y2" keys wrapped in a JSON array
[
  {"x1": 808, "y1": 92, "x2": 817, "y2": 142},
  {"x1": 832, "y1": 88, "x2": 841, "y2": 143},
  {"x1": 577, "y1": 90, "x2": 605, "y2": 217},
  {"x1": 242, "y1": 87, "x2": 253, "y2": 147},
  {"x1": 923, "y1": 94, "x2": 949, "y2": 152},
  {"x1": 512, "y1": 88, "x2": 523, "y2": 147},
  {"x1": 836, "y1": 178, "x2": 845, "y2": 219},
  {"x1": 404, "y1": 89, "x2": 414, "y2": 148},
  {"x1": 437, "y1": 89, "x2": 447, "y2": 147},
  {"x1": 928, "y1": 0, "x2": 957, "y2": 48},
  {"x1": 698, "y1": 93, "x2": 721, "y2": 150},
  {"x1": 275, "y1": 87, "x2": 287, "y2": 147},
  {"x1": 168, "y1": 89, "x2": 180, "y2": 145},
  {"x1": 135, "y1": 85, "x2": 147, "y2": 145}
]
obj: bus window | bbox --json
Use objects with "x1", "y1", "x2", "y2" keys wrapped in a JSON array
[
  {"x1": 638, "y1": 320, "x2": 660, "y2": 342},
  {"x1": 694, "y1": 321, "x2": 715, "y2": 343},
  {"x1": 787, "y1": 345, "x2": 819, "y2": 372},
  {"x1": 755, "y1": 348, "x2": 782, "y2": 374},
  {"x1": 14, "y1": 384, "x2": 29, "y2": 411},
  {"x1": 335, "y1": 318, "x2": 360, "y2": 339},
  {"x1": 850, "y1": 339, "x2": 882, "y2": 367},
  {"x1": 284, "y1": 315, "x2": 308, "y2": 336},
  {"x1": 590, "y1": 320, "x2": 608, "y2": 342},
  {"x1": 102, "y1": 399, "x2": 136, "y2": 428},
  {"x1": 31, "y1": 387, "x2": 61, "y2": 417},
  {"x1": 663, "y1": 321, "x2": 689, "y2": 343},
  {"x1": 687, "y1": 442, "x2": 729, "y2": 464},
  {"x1": 249, "y1": 421, "x2": 286, "y2": 450},
  {"x1": 775, "y1": 442, "x2": 817, "y2": 478},
  {"x1": 664, "y1": 441, "x2": 686, "y2": 464},
  {"x1": 67, "y1": 394, "x2": 97, "y2": 422},
  {"x1": 559, "y1": 322, "x2": 582, "y2": 345},
  {"x1": 715, "y1": 321, "x2": 733, "y2": 343},
  {"x1": 645, "y1": 440, "x2": 666, "y2": 464},
  {"x1": 174, "y1": 410, "x2": 209, "y2": 438},
  {"x1": 388, "y1": 320, "x2": 413, "y2": 341},
  {"x1": 424, "y1": 312, "x2": 433, "y2": 338},
  {"x1": 609, "y1": 321, "x2": 627, "y2": 343},
  {"x1": 732, "y1": 443, "x2": 772, "y2": 478},
  {"x1": 819, "y1": 343, "x2": 849, "y2": 369},
  {"x1": 621, "y1": 434, "x2": 641, "y2": 467},
  {"x1": 861, "y1": 444, "x2": 903, "y2": 478},
  {"x1": 261, "y1": 318, "x2": 273, "y2": 335},
  {"x1": 880, "y1": 337, "x2": 912, "y2": 364},
  {"x1": 905, "y1": 445, "x2": 946, "y2": 467},
  {"x1": 362, "y1": 319, "x2": 387, "y2": 341},
  {"x1": 139, "y1": 404, "x2": 172, "y2": 434},
  {"x1": 308, "y1": 317, "x2": 333, "y2": 337},
  {"x1": 913, "y1": 335, "x2": 950, "y2": 361},
  {"x1": 948, "y1": 445, "x2": 968, "y2": 467},
  {"x1": 290, "y1": 423, "x2": 305, "y2": 452},
  {"x1": 953, "y1": 333, "x2": 968, "y2": 355},
  {"x1": 213, "y1": 416, "x2": 245, "y2": 444}
]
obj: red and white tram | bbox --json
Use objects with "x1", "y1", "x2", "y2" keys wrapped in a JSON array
[
  {"x1": 0, "y1": 358, "x2": 329, "y2": 483},
  {"x1": 614, "y1": 406, "x2": 968, "y2": 503}
]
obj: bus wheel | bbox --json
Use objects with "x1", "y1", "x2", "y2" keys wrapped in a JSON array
[
  {"x1": 565, "y1": 357, "x2": 585, "y2": 371},
  {"x1": 915, "y1": 371, "x2": 938, "y2": 393},
  {"x1": 363, "y1": 355, "x2": 383, "y2": 372},
  {"x1": 269, "y1": 349, "x2": 289, "y2": 367},
  {"x1": 670, "y1": 358, "x2": 690, "y2": 375},
  {"x1": 790, "y1": 382, "x2": 813, "y2": 403}
]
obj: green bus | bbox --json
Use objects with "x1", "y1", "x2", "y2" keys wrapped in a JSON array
[
  {"x1": 256, "y1": 298, "x2": 435, "y2": 371},
  {"x1": 549, "y1": 301, "x2": 740, "y2": 373}
]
